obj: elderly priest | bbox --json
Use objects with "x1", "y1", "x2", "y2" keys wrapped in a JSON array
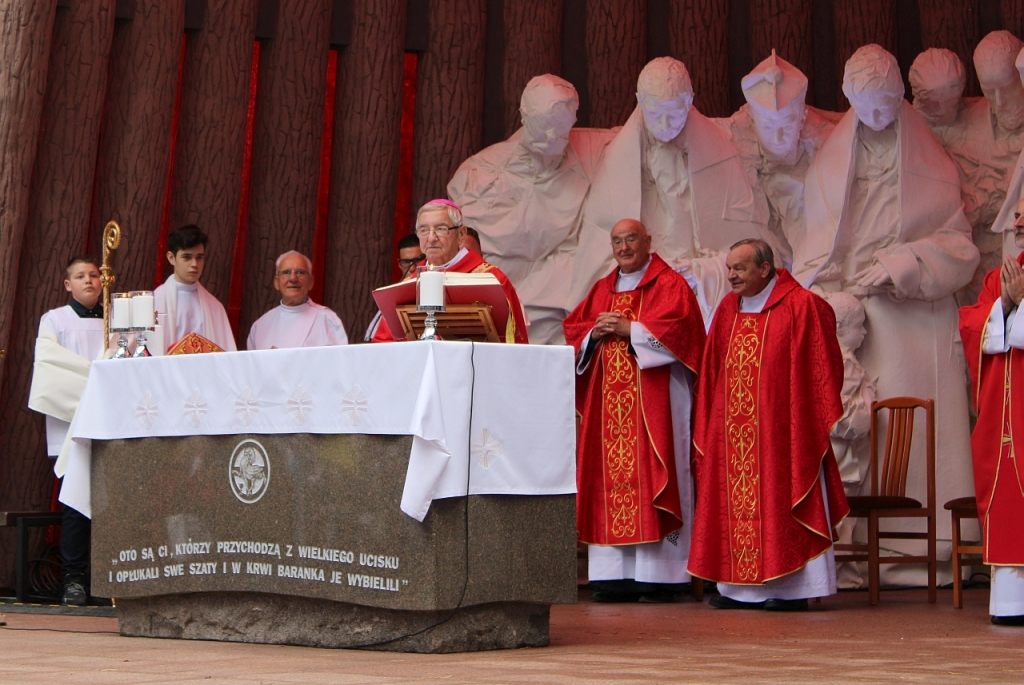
[
  {"x1": 372, "y1": 199, "x2": 529, "y2": 343},
  {"x1": 959, "y1": 198, "x2": 1024, "y2": 626},
  {"x1": 247, "y1": 250, "x2": 348, "y2": 350},
  {"x1": 689, "y1": 239, "x2": 849, "y2": 611},
  {"x1": 564, "y1": 219, "x2": 705, "y2": 602}
]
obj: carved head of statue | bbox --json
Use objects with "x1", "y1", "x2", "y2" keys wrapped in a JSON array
[
  {"x1": 843, "y1": 44, "x2": 905, "y2": 132},
  {"x1": 519, "y1": 74, "x2": 579, "y2": 157},
  {"x1": 742, "y1": 50, "x2": 808, "y2": 165},
  {"x1": 824, "y1": 291, "x2": 867, "y2": 353},
  {"x1": 909, "y1": 48, "x2": 966, "y2": 128},
  {"x1": 636, "y1": 57, "x2": 694, "y2": 143},
  {"x1": 975, "y1": 30, "x2": 1024, "y2": 131}
]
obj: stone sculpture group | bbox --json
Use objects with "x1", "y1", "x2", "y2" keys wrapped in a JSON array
[{"x1": 448, "y1": 36, "x2": 1024, "y2": 584}]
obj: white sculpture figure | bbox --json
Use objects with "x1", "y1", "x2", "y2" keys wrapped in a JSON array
[
  {"x1": 715, "y1": 51, "x2": 838, "y2": 268},
  {"x1": 794, "y1": 44, "x2": 979, "y2": 581},
  {"x1": 568, "y1": 56, "x2": 775, "y2": 321},
  {"x1": 991, "y1": 47, "x2": 1024, "y2": 262},
  {"x1": 910, "y1": 36, "x2": 1024, "y2": 304},
  {"x1": 448, "y1": 75, "x2": 616, "y2": 344}
]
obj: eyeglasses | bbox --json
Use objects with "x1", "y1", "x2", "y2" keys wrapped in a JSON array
[
  {"x1": 611, "y1": 235, "x2": 642, "y2": 247},
  {"x1": 398, "y1": 255, "x2": 425, "y2": 268},
  {"x1": 276, "y1": 269, "x2": 310, "y2": 277},
  {"x1": 415, "y1": 224, "x2": 461, "y2": 238}
]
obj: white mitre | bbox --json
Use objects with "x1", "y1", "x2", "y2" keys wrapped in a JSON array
[{"x1": 741, "y1": 50, "x2": 807, "y2": 115}]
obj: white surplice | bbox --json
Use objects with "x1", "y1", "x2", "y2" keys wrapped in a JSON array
[
  {"x1": 576, "y1": 258, "x2": 696, "y2": 584},
  {"x1": 32, "y1": 305, "x2": 104, "y2": 456},
  {"x1": 153, "y1": 274, "x2": 237, "y2": 352},
  {"x1": 246, "y1": 300, "x2": 348, "y2": 350},
  {"x1": 716, "y1": 276, "x2": 839, "y2": 602}
]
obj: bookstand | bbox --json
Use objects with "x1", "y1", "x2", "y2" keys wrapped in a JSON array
[{"x1": 396, "y1": 303, "x2": 500, "y2": 342}]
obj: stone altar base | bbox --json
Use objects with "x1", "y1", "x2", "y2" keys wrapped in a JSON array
[{"x1": 117, "y1": 593, "x2": 550, "y2": 652}]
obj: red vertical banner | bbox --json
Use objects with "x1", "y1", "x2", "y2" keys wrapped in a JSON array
[
  {"x1": 310, "y1": 49, "x2": 337, "y2": 304},
  {"x1": 227, "y1": 41, "x2": 261, "y2": 339},
  {"x1": 155, "y1": 33, "x2": 189, "y2": 290},
  {"x1": 392, "y1": 52, "x2": 418, "y2": 283}
]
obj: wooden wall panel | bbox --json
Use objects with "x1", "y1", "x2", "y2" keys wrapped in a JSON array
[
  {"x1": 0, "y1": 1, "x2": 58, "y2": 389},
  {"x1": 91, "y1": 0, "x2": 187, "y2": 291},
  {"x1": 501, "y1": 0, "x2": 563, "y2": 138},
  {"x1": 238, "y1": 0, "x2": 332, "y2": 339},
  {"x1": 670, "y1": 0, "x2": 730, "y2": 117},
  {"x1": 0, "y1": 0, "x2": 116, "y2": 589},
  {"x1": 749, "y1": 0, "x2": 813, "y2": 80},
  {"x1": 169, "y1": 0, "x2": 259, "y2": 302},
  {"x1": 323, "y1": 0, "x2": 407, "y2": 337},
  {"x1": 1003, "y1": 0, "x2": 1024, "y2": 37},
  {"x1": 410, "y1": 0, "x2": 488, "y2": 218},
  {"x1": 833, "y1": 0, "x2": 898, "y2": 108},
  {"x1": 586, "y1": 0, "x2": 646, "y2": 127},
  {"x1": 918, "y1": 0, "x2": 980, "y2": 97}
]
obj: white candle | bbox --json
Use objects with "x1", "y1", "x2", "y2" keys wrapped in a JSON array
[
  {"x1": 111, "y1": 296, "x2": 131, "y2": 330},
  {"x1": 131, "y1": 293, "x2": 154, "y2": 328},
  {"x1": 418, "y1": 269, "x2": 444, "y2": 308},
  {"x1": 149, "y1": 324, "x2": 165, "y2": 356}
]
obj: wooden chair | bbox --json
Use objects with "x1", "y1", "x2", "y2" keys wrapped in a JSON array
[
  {"x1": 944, "y1": 496, "x2": 983, "y2": 609},
  {"x1": 834, "y1": 397, "x2": 937, "y2": 605}
]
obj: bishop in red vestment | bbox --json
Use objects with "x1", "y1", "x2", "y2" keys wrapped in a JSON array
[
  {"x1": 372, "y1": 199, "x2": 529, "y2": 344},
  {"x1": 564, "y1": 219, "x2": 705, "y2": 602},
  {"x1": 959, "y1": 197, "x2": 1024, "y2": 625},
  {"x1": 690, "y1": 239, "x2": 848, "y2": 611}
]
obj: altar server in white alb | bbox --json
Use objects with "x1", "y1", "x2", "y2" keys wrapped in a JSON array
[
  {"x1": 27, "y1": 256, "x2": 106, "y2": 606},
  {"x1": 153, "y1": 225, "x2": 237, "y2": 351},
  {"x1": 247, "y1": 250, "x2": 348, "y2": 349}
]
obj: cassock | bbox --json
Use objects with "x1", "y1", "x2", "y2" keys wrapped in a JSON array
[
  {"x1": 959, "y1": 253, "x2": 1024, "y2": 618},
  {"x1": 29, "y1": 300, "x2": 105, "y2": 456},
  {"x1": 448, "y1": 127, "x2": 615, "y2": 344},
  {"x1": 372, "y1": 247, "x2": 529, "y2": 344},
  {"x1": 247, "y1": 300, "x2": 348, "y2": 350},
  {"x1": 563, "y1": 253, "x2": 705, "y2": 584},
  {"x1": 689, "y1": 271, "x2": 849, "y2": 601},
  {"x1": 793, "y1": 101, "x2": 979, "y2": 571},
  {"x1": 154, "y1": 274, "x2": 237, "y2": 352}
]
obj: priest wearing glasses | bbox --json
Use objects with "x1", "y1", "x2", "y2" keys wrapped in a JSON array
[
  {"x1": 371, "y1": 199, "x2": 529, "y2": 343},
  {"x1": 246, "y1": 250, "x2": 348, "y2": 349}
]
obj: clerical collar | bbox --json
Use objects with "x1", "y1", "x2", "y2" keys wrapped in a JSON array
[
  {"x1": 279, "y1": 299, "x2": 311, "y2": 311},
  {"x1": 173, "y1": 275, "x2": 199, "y2": 292},
  {"x1": 435, "y1": 247, "x2": 469, "y2": 270},
  {"x1": 739, "y1": 275, "x2": 778, "y2": 314},
  {"x1": 70, "y1": 298, "x2": 104, "y2": 319},
  {"x1": 616, "y1": 256, "x2": 653, "y2": 292}
]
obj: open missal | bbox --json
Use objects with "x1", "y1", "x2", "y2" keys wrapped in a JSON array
[{"x1": 372, "y1": 272, "x2": 510, "y2": 342}]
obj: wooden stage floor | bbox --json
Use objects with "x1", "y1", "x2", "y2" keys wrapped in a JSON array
[{"x1": 1, "y1": 588, "x2": 1021, "y2": 684}]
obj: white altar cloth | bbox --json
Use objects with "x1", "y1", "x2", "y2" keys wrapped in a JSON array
[{"x1": 61, "y1": 341, "x2": 576, "y2": 521}]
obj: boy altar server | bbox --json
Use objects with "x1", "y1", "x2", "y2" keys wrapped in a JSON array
[{"x1": 153, "y1": 225, "x2": 236, "y2": 351}]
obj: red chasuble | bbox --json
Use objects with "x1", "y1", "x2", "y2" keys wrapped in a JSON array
[
  {"x1": 372, "y1": 250, "x2": 529, "y2": 344},
  {"x1": 563, "y1": 254, "x2": 705, "y2": 545},
  {"x1": 959, "y1": 253, "x2": 1024, "y2": 566},
  {"x1": 688, "y1": 270, "x2": 848, "y2": 583}
]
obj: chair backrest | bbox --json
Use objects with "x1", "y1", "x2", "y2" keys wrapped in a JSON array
[{"x1": 869, "y1": 397, "x2": 936, "y2": 507}]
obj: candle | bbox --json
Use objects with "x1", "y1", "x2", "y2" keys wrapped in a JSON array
[
  {"x1": 111, "y1": 295, "x2": 131, "y2": 330},
  {"x1": 418, "y1": 269, "x2": 444, "y2": 308},
  {"x1": 149, "y1": 324, "x2": 165, "y2": 356},
  {"x1": 130, "y1": 292, "x2": 154, "y2": 328}
]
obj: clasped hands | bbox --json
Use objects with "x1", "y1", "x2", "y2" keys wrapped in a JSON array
[
  {"x1": 1002, "y1": 255, "x2": 1024, "y2": 314},
  {"x1": 592, "y1": 311, "x2": 631, "y2": 340},
  {"x1": 853, "y1": 262, "x2": 893, "y2": 289}
]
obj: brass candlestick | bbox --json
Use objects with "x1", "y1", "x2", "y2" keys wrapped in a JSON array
[{"x1": 101, "y1": 221, "x2": 122, "y2": 354}]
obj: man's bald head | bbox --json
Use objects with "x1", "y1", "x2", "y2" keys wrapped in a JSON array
[{"x1": 610, "y1": 219, "x2": 652, "y2": 274}]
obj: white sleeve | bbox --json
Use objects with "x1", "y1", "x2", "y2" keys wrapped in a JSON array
[
  {"x1": 629, "y1": 322, "x2": 678, "y2": 369},
  {"x1": 1007, "y1": 308, "x2": 1024, "y2": 351},
  {"x1": 983, "y1": 299, "x2": 1012, "y2": 354}
]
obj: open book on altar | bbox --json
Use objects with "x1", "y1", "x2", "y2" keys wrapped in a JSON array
[{"x1": 372, "y1": 272, "x2": 509, "y2": 342}]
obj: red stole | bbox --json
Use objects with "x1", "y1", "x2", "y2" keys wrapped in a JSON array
[
  {"x1": 959, "y1": 253, "x2": 1024, "y2": 565},
  {"x1": 564, "y1": 254, "x2": 705, "y2": 545},
  {"x1": 689, "y1": 270, "x2": 848, "y2": 583},
  {"x1": 372, "y1": 250, "x2": 529, "y2": 344}
]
